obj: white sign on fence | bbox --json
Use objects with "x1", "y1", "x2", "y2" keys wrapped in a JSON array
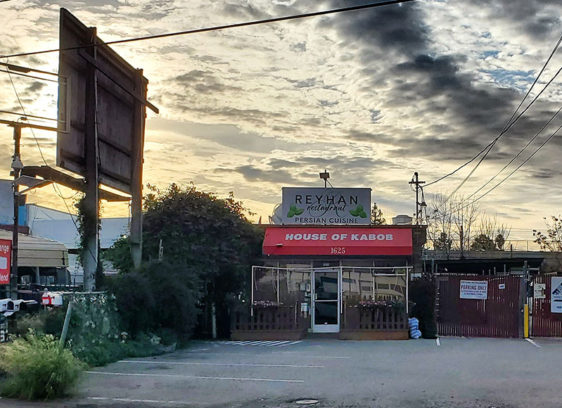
[
  {"x1": 551, "y1": 277, "x2": 562, "y2": 314},
  {"x1": 534, "y1": 283, "x2": 546, "y2": 299},
  {"x1": 460, "y1": 280, "x2": 488, "y2": 300}
]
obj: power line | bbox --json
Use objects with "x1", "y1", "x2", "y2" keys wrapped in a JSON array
[
  {"x1": 461, "y1": 124, "x2": 562, "y2": 208},
  {"x1": 5, "y1": 63, "x2": 95, "y2": 261},
  {"x1": 0, "y1": 0, "x2": 415, "y2": 59},
  {"x1": 444, "y1": 65, "x2": 561, "y2": 200},
  {"x1": 466, "y1": 106, "x2": 562, "y2": 200},
  {"x1": 425, "y1": 33, "x2": 562, "y2": 188}
]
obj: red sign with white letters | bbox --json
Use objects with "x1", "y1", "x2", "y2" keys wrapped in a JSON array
[
  {"x1": 0, "y1": 239, "x2": 11, "y2": 285},
  {"x1": 263, "y1": 227, "x2": 412, "y2": 256}
]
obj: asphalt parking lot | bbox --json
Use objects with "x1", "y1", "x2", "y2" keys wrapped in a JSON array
[{"x1": 1, "y1": 337, "x2": 561, "y2": 408}]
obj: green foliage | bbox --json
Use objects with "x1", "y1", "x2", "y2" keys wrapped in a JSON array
[
  {"x1": 409, "y1": 276, "x2": 437, "y2": 339},
  {"x1": 142, "y1": 184, "x2": 263, "y2": 271},
  {"x1": 75, "y1": 194, "x2": 103, "y2": 287},
  {"x1": 141, "y1": 184, "x2": 264, "y2": 336},
  {"x1": 370, "y1": 203, "x2": 386, "y2": 225},
  {"x1": 106, "y1": 261, "x2": 200, "y2": 339},
  {"x1": 494, "y1": 234, "x2": 505, "y2": 251},
  {"x1": 434, "y1": 232, "x2": 452, "y2": 252},
  {"x1": 534, "y1": 216, "x2": 562, "y2": 252},
  {"x1": 470, "y1": 233, "x2": 496, "y2": 251},
  {"x1": 0, "y1": 332, "x2": 85, "y2": 400},
  {"x1": 13, "y1": 309, "x2": 66, "y2": 337},
  {"x1": 103, "y1": 236, "x2": 134, "y2": 273},
  {"x1": 106, "y1": 271, "x2": 155, "y2": 336}
]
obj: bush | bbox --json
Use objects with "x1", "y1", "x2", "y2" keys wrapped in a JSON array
[
  {"x1": 107, "y1": 261, "x2": 201, "y2": 340},
  {"x1": 0, "y1": 332, "x2": 85, "y2": 400},
  {"x1": 409, "y1": 276, "x2": 438, "y2": 339},
  {"x1": 13, "y1": 309, "x2": 65, "y2": 338},
  {"x1": 106, "y1": 271, "x2": 155, "y2": 336}
]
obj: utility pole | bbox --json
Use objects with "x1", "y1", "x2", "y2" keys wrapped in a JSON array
[
  {"x1": 459, "y1": 225, "x2": 464, "y2": 259},
  {"x1": 82, "y1": 27, "x2": 99, "y2": 292},
  {"x1": 409, "y1": 172, "x2": 426, "y2": 225},
  {"x1": 10, "y1": 124, "x2": 22, "y2": 299},
  {"x1": 319, "y1": 169, "x2": 330, "y2": 188}
]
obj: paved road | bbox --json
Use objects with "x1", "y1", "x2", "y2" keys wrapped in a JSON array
[{"x1": 1, "y1": 337, "x2": 561, "y2": 408}]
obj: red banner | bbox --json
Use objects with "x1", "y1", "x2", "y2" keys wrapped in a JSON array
[
  {"x1": 0, "y1": 239, "x2": 11, "y2": 285},
  {"x1": 263, "y1": 227, "x2": 412, "y2": 256}
]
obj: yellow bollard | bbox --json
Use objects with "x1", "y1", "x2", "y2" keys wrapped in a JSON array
[{"x1": 523, "y1": 304, "x2": 529, "y2": 339}]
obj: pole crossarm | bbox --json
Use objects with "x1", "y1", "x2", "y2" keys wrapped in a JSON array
[{"x1": 21, "y1": 166, "x2": 130, "y2": 202}]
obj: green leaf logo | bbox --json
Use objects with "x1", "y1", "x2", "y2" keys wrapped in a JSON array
[
  {"x1": 287, "y1": 204, "x2": 304, "y2": 218},
  {"x1": 350, "y1": 204, "x2": 367, "y2": 218}
]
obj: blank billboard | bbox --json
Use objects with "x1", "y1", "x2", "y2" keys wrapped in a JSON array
[{"x1": 57, "y1": 8, "x2": 152, "y2": 194}]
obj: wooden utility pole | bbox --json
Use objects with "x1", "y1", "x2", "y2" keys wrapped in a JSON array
[
  {"x1": 10, "y1": 124, "x2": 22, "y2": 299},
  {"x1": 82, "y1": 28, "x2": 99, "y2": 292},
  {"x1": 409, "y1": 172, "x2": 426, "y2": 224}
]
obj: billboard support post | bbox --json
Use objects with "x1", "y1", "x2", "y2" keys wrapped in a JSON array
[
  {"x1": 11, "y1": 124, "x2": 21, "y2": 299},
  {"x1": 82, "y1": 28, "x2": 99, "y2": 292},
  {"x1": 129, "y1": 69, "x2": 145, "y2": 269}
]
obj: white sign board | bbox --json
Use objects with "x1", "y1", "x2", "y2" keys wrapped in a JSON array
[
  {"x1": 281, "y1": 187, "x2": 371, "y2": 225},
  {"x1": 460, "y1": 280, "x2": 488, "y2": 300},
  {"x1": 551, "y1": 277, "x2": 562, "y2": 314},
  {"x1": 534, "y1": 283, "x2": 546, "y2": 299}
]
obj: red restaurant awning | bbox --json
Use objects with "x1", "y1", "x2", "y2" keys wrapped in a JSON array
[{"x1": 263, "y1": 227, "x2": 413, "y2": 256}]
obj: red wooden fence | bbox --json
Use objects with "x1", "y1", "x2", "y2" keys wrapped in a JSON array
[
  {"x1": 531, "y1": 275, "x2": 562, "y2": 337},
  {"x1": 342, "y1": 306, "x2": 407, "y2": 331},
  {"x1": 232, "y1": 306, "x2": 308, "y2": 331},
  {"x1": 437, "y1": 275, "x2": 521, "y2": 338}
]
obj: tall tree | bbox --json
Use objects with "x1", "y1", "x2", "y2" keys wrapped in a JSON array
[
  {"x1": 534, "y1": 216, "x2": 562, "y2": 272},
  {"x1": 106, "y1": 183, "x2": 264, "y2": 337},
  {"x1": 370, "y1": 203, "x2": 386, "y2": 225}
]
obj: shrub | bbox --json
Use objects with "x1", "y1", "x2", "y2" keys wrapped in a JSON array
[
  {"x1": 107, "y1": 261, "x2": 201, "y2": 340},
  {"x1": 13, "y1": 309, "x2": 66, "y2": 338},
  {"x1": 0, "y1": 332, "x2": 85, "y2": 400},
  {"x1": 106, "y1": 271, "x2": 155, "y2": 336},
  {"x1": 409, "y1": 276, "x2": 438, "y2": 339}
]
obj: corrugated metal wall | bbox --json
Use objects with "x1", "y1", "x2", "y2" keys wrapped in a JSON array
[
  {"x1": 531, "y1": 275, "x2": 562, "y2": 337},
  {"x1": 437, "y1": 275, "x2": 521, "y2": 338}
]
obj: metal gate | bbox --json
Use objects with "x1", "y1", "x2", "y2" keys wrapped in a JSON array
[
  {"x1": 530, "y1": 275, "x2": 562, "y2": 337},
  {"x1": 437, "y1": 275, "x2": 521, "y2": 338}
]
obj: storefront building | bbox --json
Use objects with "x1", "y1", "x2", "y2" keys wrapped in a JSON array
[{"x1": 232, "y1": 186, "x2": 426, "y2": 340}]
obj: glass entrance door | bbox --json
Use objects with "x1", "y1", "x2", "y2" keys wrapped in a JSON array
[{"x1": 312, "y1": 269, "x2": 340, "y2": 333}]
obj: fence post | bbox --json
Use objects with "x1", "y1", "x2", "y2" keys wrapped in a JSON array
[{"x1": 59, "y1": 301, "x2": 74, "y2": 348}]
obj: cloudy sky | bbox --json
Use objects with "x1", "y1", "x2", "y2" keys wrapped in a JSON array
[{"x1": 0, "y1": 0, "x2": 561, "y2": 240}]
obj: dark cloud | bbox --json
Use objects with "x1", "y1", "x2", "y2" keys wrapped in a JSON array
[
  {"x1": 222, "y1": 2, "x2": 270, "y2": 20},
  {"x1": 322, "y1": 0, "x2": 428, "y2": 57},
  {"x1": 469, "y1": 0, "x2": 561, "y2": 39},
  {"x1": 290, "y1": 42, "x2": 307, "y2": 52},
  {"x1": 220, "y1": 165, "x2": 300, "y2": 184},
  {"x1": 26, "y1": 81, "x2": 46, "y2": 93},
  {"x1": 174, "y1": 70, "x2": 241, "y2": 94},
  {"x1": 323, "y1": 1, "x2": 559, "y2": 165}
]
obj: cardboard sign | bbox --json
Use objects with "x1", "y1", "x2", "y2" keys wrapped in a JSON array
[
  {"x1": 460, "y1": 280, "x2": 488, "y2": 300},
  {"x1": 0, "y1": 239, "x2": 11, "y2": 285},
  {"x1": 551, "y1": 277, "x2": 562, "y2": 314}
]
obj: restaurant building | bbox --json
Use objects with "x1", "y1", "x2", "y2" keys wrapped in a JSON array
[{"x1": 232, "y1": 186, "x2": 426, "y2": 340}]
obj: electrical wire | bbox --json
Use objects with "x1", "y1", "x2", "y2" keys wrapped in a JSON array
[
  {"x1": 0, "y1": 0, "x2": 415, "y2": 59},
  {"x1": 5, "y1": 59, "x2": 96, "y2": 262},
  {"x1": 465, "y1": 106, "x2": 562, "y2": 200},
  {"x1": 443, "y1": 65, "x2": 561, "y2": 200},
  {"x1": 425, "y1": 33, "x2": 562, "y2": 188},
  {"x1": 458, "y1": 124, "x2": 562, "y2": 210}
]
